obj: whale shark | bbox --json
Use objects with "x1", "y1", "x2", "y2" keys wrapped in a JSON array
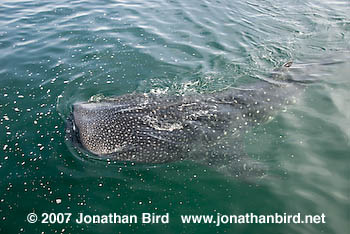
[{"x1": 65, "y1": 62, "x2": 304, "y2": 176}]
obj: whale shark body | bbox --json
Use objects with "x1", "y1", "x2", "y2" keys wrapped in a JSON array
[{"x1": 65, "y1": 62, "x2": 303, "y2": 175}]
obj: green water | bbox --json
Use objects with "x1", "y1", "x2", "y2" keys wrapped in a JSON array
[{"x1": 0, "y1": 0, "x2": 349, "y2": 233}]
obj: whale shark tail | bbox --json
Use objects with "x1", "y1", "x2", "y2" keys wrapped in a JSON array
[
  {"x1": 268, "y1": 61, "x2": 294, "y2": 83},
  {"x1": 269, "y1": 61, "x2": 317, "y2": 85}
]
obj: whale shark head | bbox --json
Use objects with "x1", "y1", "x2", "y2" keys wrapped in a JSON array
[{"x1": 65, "y1": 95, "x2": 193, "y2": 163}]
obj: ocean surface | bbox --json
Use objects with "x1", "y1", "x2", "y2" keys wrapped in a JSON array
[{"x1": 0, "y1": 0, "x2": 349, "y2": 233}]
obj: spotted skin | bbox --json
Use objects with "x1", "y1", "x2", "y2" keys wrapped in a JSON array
[{"x1": 66, "y1": 63, "x2": 301, "y2": 164}]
